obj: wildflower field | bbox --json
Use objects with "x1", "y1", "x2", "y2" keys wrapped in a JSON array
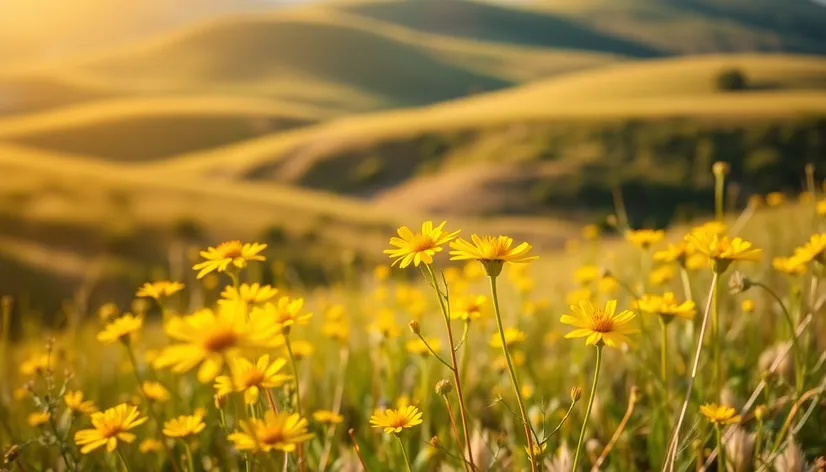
[{"x1": 2, "y1": 165, "x2": 826, "y2": 472}]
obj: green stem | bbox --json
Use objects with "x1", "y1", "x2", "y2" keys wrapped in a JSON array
[
  {"x1": 572, "y1": 344, "x2": 603, "y2": 472},
  {"x1": 754, "y1": 282, "x2": 803, "y2": 393},
  {"x1": 659, "y1": 316, "x2": 668, "y2": 387},
  {"x1": 397, "y1": 436, "x2": 414, "y2": 472},
  {"x1": 715, "y1": 425, "x2": 725, "y2": 472},
  {"x1": 715, "y1": 173, "x2": 725, "y2": 222},
  {"x1": 183, "y1": 442, "x2": 195, "y2": 472},
  {"x1": 117, "y1": 449, "x2": 134, "y2": 472},
  {"x1": 712, "y1": 274, "x2": 722, "y2": 400},
  {"x1": 754, "y1": 420, "x2": 763, "y2": 461},
  {"x1": 488, "y1": 275, "x2": 536, "y2": 472},
  {"x1": 425, "y1": 264, "x2": 475, "y2": 471},
  {"x1": 460, "y1": 321, "x2": 470, "y2": 386},
  {"x1": 284, "y1": 336, "x2": 302, "y2": 416}
]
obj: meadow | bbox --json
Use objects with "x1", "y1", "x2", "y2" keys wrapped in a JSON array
[
  {"x1": 1, "y1": 166, "x2": 825, "y2": 471},
  {"x1": 2, "y1": 0, "x2": 826, "y2": 470}
]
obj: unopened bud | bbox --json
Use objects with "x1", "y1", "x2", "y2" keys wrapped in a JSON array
[
  {"x1": 214, "y1": 393, "x2": 228, "y2": 409},
  {"x1": 728, "y1": 271, "x2": 753, "y2": 295},
  {"x1": 712, "y1": 161, "x2": 730, "y2": 177},
  {"x1": 570, "y1": 386, "x2": 583, "y2": 402},
  {"x1": 428, "y1": 436, "x2": 441, "y2": 448},
  {"x1": 408, "y1": 321, "x2": 420, "y2": 336},
  {"x1": 435, "y1": 379, "x2": 453, "y2": 396},
  {"x1": 754, "y1": 404, "x2": 768, "y2": 422},
  {"x1": 3, "y1": 444, "x2": 20, "y2": 464}
]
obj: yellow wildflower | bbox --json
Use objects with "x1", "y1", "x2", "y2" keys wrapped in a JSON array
[
  {"x1": 135, "y1": 281, "x2": 184, "y2": 299},
  {"x1": 97, "y1": 314, "x2": 143, "y2": 345},
  {"x1": 370, "y1": 406, "x2": 423, "y2": 434},
  {"x1": 384, "y1": 221, "x2": 460, "y2": 268},
  {"x1": 561, "y1": 300, "x2": 639, "y2": 349},
  {"x1": 228, "y1": 412, "x2": 313, "y2": 453},
  {"x1": 74, "y1": 404, "x2": 147, "y2": 454},
  {"x1": 192, "y1": 241, "x2": 267, "y2": 279}
]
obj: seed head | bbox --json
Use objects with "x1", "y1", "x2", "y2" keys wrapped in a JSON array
[
  {"x1": 435, "y1": 379, "x2": 453, "y2": 396},
  {"x1": 713, "y1": 161, "x2": 730, "y2": 177},
  {"x1": 728, "y1": 271, "x2": 753, "y2": 295},
  {"x1": 570, "y1": 386, "x2": 583, "y2": 402}
]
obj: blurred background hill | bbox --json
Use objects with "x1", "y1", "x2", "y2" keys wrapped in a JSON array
[{"x1": 1, "y1": 0, "x2": 825, "y2": 313}]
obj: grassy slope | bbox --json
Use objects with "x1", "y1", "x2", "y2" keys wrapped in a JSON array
[
  {"x1": 154, "y1": 54, "x2": 826, "y2": 177},
  {"x1": 531, "y1": 0, "x2": 826, "y2": 55},
  {"x1": 0, "y1": 97, "x2": 334, "y2": 161}
]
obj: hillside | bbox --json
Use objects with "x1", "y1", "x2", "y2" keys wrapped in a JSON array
[
  {"x1": 531, "y1": 0, "x2": 826, "y2": 54},
  {"x1": 0, "y1": 97, "x2": 331, "y2": 161},
  {"x1": 149, "y1": 54, "x2": 826, "y2": 224}
]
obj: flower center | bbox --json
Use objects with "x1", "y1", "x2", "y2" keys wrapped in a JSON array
[
  {"x1": 412, "y1": 237, "x2": 436, "y2": 253},
  {"x1": 241, "y1": 368, "x2": 265, "y2": 388},
  {"x1": 202, "y1": 328, "x2": 238, "y2": 352},
  {"x1": 100, "y1": 424, "x2": 125, "y2": 438},
  {"x1": 591, "y1": 311, "x2": 614, "y2": 333},
  {"x1": 259, "y1": 429, "x2": 285, "y2": 446},
  {"x1": 390, "y1": 415, "x2": 409, "y2": 428}
]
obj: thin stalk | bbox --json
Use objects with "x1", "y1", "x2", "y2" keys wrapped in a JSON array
[
  {"x1": 318, "y1": 347, "x2": 349, "y2": 472},
  {"x1": 460, "y1": 321, "x2": 471, "y2": 385},
  {"x1": 715, "y1": 426, "x2": 725, "y2": 472},
  {"x1": 712, "y1": 275, "x2": 722, "y2": 400},
  {"x1": 753, "y1": 281, "x2": 802, "y2": 393},
  {"x1": 680, "y1": 267, "x2": 693, "y2": 302},
  {"x1": 591, "y1": 386, "x2": 638, "y2": 471},
  {"x1": 397, "y1": 436, "x2": 414, "y2": 472},
  {"x1": 348, "y1": 429, "x2": 370, "y2": 472},
  {"x1": 116, "y1": 449, "x2": 134, "y2": 472},
  {"x1": 444, "y1": 396, "x2": 469, "y2": 472},
  {"x1": 183, "y1": 442, "x2": 195, "y2": 472},
  {"x1": 572, "y1": 344, "x2": 603, "y2": 472},
  {"x1": 284, "y1": 335, "x2": 306, "y2": 472},
  {"x1": 659, "y1": 316, "x2": 668, "y2": 386},
  {"x1": 426, "y1": 265, "x2": 475, "y2": 470},
  {"x1": 714, "y1": 172, "x2": 725, "y2": 222},
  {"x1": 754, "y1": 420, "x2": 763, "y2": 461},
  {"x1": 664, "y1": 272, "x2": 719, "y2": 472},
  {"x1": 488, "y1": 275, "x2": 536, "y2": 472}
]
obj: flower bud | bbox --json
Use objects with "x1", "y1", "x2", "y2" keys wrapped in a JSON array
[
  {"x1": 429, "y1": 436, "x2": 441, "y2": 448},
  {"x1": 712, "y1": 161, "x2": 730, "y2": 177},
  {"x1": 408, "y1": 320, "x2": 420, "y2": 336},
  {"x1": 570, "y1": 386, "x2": 583, "y2": 402},
  {"x1": 3, "y1": 444, "x2": 20, "y2": 464},
  {"x1": 214, "y1": 393, "x2": 228, "y2": 409},
  {"x1": 754, "y1": 404, "x2": 768, "y2": 422},
  {"x1": 728, "y1": 271, "x2": 753, "y2": 295},
  {"x1": 435, "y1": 379, "x2": 453, "y2": 396}
]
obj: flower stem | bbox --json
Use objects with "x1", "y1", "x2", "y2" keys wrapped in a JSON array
[
  {"x1": 488, "y1": 275, "x2": 536, "y2": 472},
  {"x1": 426, "y1": 264, "x2": 475, "y2": 470},
  {"x1": 284, "y1": 335, "x2": 306, "y2": 472},
  {"x1": 712, "y1": 274, "x2": 722, "y2": 400},
  {"x1": 397, "y1": 436, "x2": 414, "y2": 472},
  {"x1": 443, "y1": 396, "x2": 470, "y2": 472},
  {"x1": 754, "y1": 281, "x2": 803, "y2": 393},
  {"x1": 183, "y1": 442, "x2": 195, "y2": 472},
  {"x1": 116, "y1": 449, "x2": 134, "y2": 472},
  {"x1": 715, "y1": 425, "x2": 725, "y2": 472},
  {"x1": 348, "y1": 429, "x2": 370, "y2": 472},
  {"x1": 572, "y1": 344, "x2": 603, "y2": 472},
  {"x1": 664, "y1": 272, "x2": 719, "y2": 472},
  {"x1": 659, "y1": 316, "x2": 668, "y2": 387}
]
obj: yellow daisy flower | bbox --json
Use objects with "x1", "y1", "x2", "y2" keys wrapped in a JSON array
[
  {"x1": 792, "y1": 233, "x2": 826, "y2": 265},
  {"x1": 370, "y1": 405, "x2": 423, "y2": 434},
  {"x1": 741, "y1": 299, "x2": 755, "y2": 314},
  {"x1": 634, "y1": 292, "x2": 696, "y2": 321},
  {"x1": 773, "y1": 256, "x2": 807, "y2": 275},
  {"x1": 288, "y1": 340, "x2": 315, "y2": 360},
  {"x1": 765, "y1": 192, "x2": 786, "y2": 207},
  {"x1": 384, "y1": 221, "x2": 460, "y2": 269},
  {"x1": 368, "y1": 309, "x2": 402, "y2": 339},
  {"x1": 405, "y1": 337, "x2": 441, "y2": 357},
  {"x1": 74, "y1": 404, "x2": 147, "y2": 454},
  {"x1": 489, "y1": 328, "x2": 526, "y2": 348},
  {"x1": 219, "y1": 283, "x2": 279, "y2": 306},
  {"x1": 450, "y1": 295, "x2": 488, "y2": 321},
  {"x1": 153, "y1": 301, "x2": 281, "y2": 383},
  {"x1": 573, "y1": 265, "x2": 601, "y2": 285},
  {"x1": 313, "y1": 410, "x2": 344, "y2": 425},
  {"x1": 685, "y1": 229, "x2": 761, "y2": 273},
  {"x1": 192, "y1": 241, "x2": 267, "y2": 279},
  {"x1": 139, "y1": 439, "x2": 164, "y2": 454},
  {"x1": 654, "y1": 242, "x2": 691, "y2": 266},
  {"x1": 65, "y1": 391, "x2": 97, "y2": 415},
  {"x1": 699, "y1": 403, "x2": 741, "y2": 425},
  {"x1": 373, "y1": 264, "x2": 391, "y2": 281},
  {"x1": 20, "y1": 353, "x2": 50, "y2": 376},
  {"x1": 96, "y1": 314, "x2": 143, "y2": 345},
  {"x1": 625, "y1": 229, "x2": 665, "y2": 249},
  {"x1": 141, "y1": 381, "x2": 171, "y2": 403},
  {"x1": 321, "y1": 320, "x2": 350, "y2": 343},
  {"x1": 228, "y1": 411, "x2": 313, "y2": 453},
  {"x1": 560, "y1": 300, "x2": 639, "y2": 348},
  {"x1": 255, "y1": 296, "x2": 312, "y2": 333},
  {"x1": 28, "y1": 412, "x2": 50, "y2": 427},
  {"x1": 449, "y1": 235, "x2": 537, "y2": 277},
  {"x1": 163, "y1": 414, "x2": 206, "y2": 438},
  {"x1": 135, "y1": 281, "x2": 184, "y2": 299},
  {"x1": 214, "y1": 355, "x2": 291, "y2": 405}
]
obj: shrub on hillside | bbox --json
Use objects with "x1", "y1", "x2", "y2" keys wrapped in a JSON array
[{"x1": 716, "y1": 68, "x2": 749, "y2": 91}]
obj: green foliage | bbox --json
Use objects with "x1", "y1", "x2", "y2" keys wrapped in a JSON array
[{"x1": 716, "y1": 68, "x2": 749, "y2": 91}]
